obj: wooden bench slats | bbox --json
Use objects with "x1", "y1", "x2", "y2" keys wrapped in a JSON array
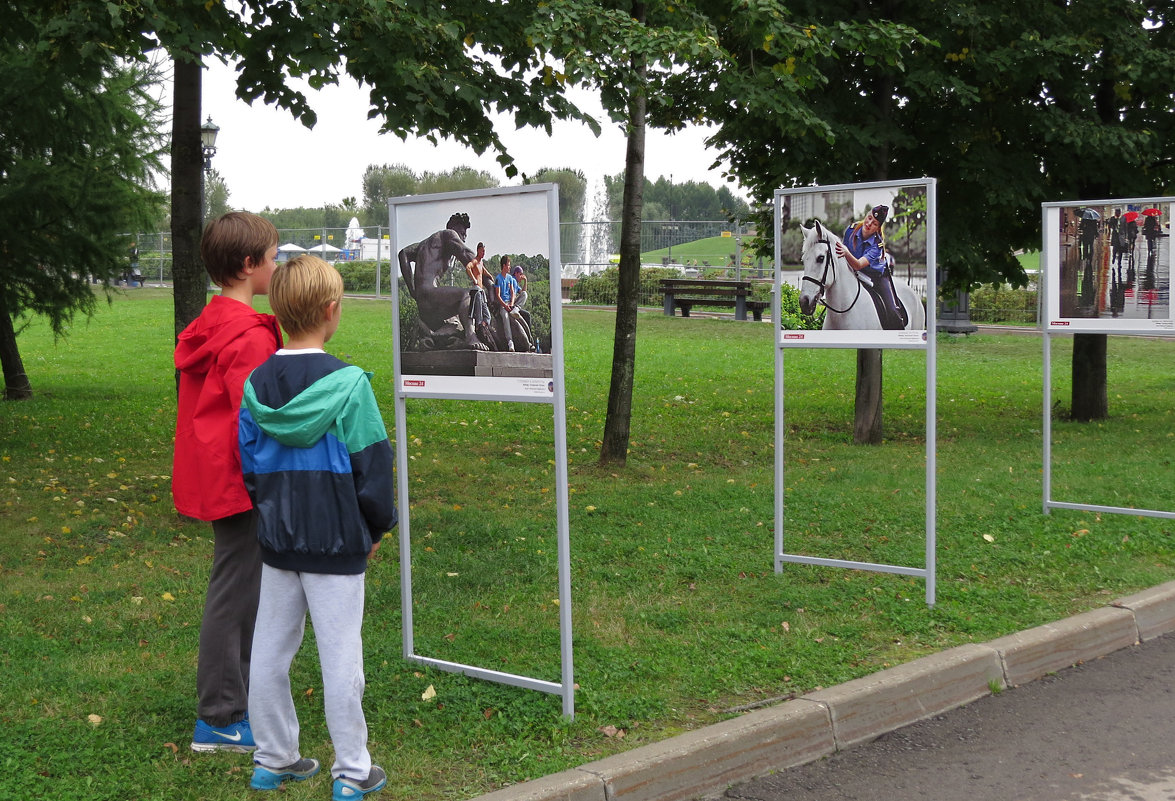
[{"x1": 659, "y1": 278, "x2": 767, "y2": 322}]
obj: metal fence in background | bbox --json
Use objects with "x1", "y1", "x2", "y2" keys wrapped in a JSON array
[
  {"x1": 125, "y1": 223, "x2": 1039, "y2": 324},
  {"x1": 128, "y1": 219, "x2": 761, "y2": 279},
  {"x1": 126, "y1": 227, "x2": 397, "y2": 287},
  {"x1": 127, "y1": 220, "x2": 764, "y2": 287}
]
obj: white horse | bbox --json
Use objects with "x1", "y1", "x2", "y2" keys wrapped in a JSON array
[{"x1": 798, "y1": 220, "x2": 926, "y2": 331}]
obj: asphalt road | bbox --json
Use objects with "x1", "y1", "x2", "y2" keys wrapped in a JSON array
[{"x1": 725, "y1": 632, "x2": 1175, "y2": 801}]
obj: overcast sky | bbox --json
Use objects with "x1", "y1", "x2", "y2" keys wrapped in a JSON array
[
  {"x1": 195, "y1": 60, "x2": 742, "y2": 214},
  {"x1": 392, "y1": 186, "x2": 555, "y2": 256}
]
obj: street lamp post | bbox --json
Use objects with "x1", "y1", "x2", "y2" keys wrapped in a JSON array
[
  {"x1": 199, "y1": 115, "x2": 219, "y2": 226},
  {"x1": 668, "y1": 172, "x2": 673, "y2": 264}
]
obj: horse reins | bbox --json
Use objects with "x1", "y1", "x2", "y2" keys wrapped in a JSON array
[{"x1": 803, "y1": 233, "x2": 863, "y2": 315}]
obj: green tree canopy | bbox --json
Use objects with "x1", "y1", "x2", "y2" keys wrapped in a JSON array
[
  {"x1": 261, "y1": 205, "x2": 360, "y2": 232},
  {"x1": 57, "y1": 0, "x2": 602, "y2": 172},
  {"x1": 642, "y1": 177, "x2": 751, "y2": 221},
  {"x1": 203, "y1": 169, "x2": 232, "y2": 222},
  {"x1": 704, "y1": 0, "x2": 1175, "y2": 292},
  {"x1": 0, "y1": 22, "x2": 166, "y2": 397},
  {"x1": 361, "y1": 164, "x2": 499, "y2": 225},
  {"x1": 528, "y1": 168, "x2": 588, "y2": 224}
]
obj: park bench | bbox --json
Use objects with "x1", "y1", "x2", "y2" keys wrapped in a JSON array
[{"x1": 659, "y1": 278, "x2": 768, "y2": 321}]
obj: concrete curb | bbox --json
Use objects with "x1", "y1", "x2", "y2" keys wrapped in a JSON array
[{"x1": 470, "y1": 580, "x2": 1175, "y2": 801}]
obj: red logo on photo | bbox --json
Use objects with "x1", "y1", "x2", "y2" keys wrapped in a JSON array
[
  {"x1": 1049, "y1": 321, "x2": 1070, "y2": 326},
  {"x1": 783, "y1": 333, "x2": 807, "y2": 339},
  {"x1": 404, "y1": 379, "x2": 426, "y2": 387}
]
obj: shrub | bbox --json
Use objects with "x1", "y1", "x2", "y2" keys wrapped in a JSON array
[
  {"x1": 968, "y1": 284, "x2": 1038, "y2": 324},
  {"x1": 397, "y1": 283, "x2": 421, "y2": 351},
  {"x1": 569, "y1": 266, "x2": 685, "y2": 306},
  {"x1": 335, "y1": 260, "x2": 382, "y2": 293},
  {"x1": 523, "y1": 279, "x2": 552, "y2": 351},
  {"x1": 777, "y1": 281, "x2": 824, "y2": 330}
]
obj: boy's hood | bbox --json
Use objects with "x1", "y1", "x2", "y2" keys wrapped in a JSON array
[
  {"x1": 242, "y1": 365, "x2": 370, "y2": 449},
  {"x1": 175, "y1": 295, "x2": 276, "y2": 374}
]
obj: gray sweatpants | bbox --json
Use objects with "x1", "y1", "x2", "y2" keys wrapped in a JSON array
[{"x1": 249, "y1": 565, "x2": 372, "y2": 780}]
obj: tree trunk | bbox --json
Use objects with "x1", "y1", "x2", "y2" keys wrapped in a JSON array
[
  {"x1": 1071, "y1": 332, "x2": 1108, "y2": 421},
  {"x1": 599, "y1": 1, "x2": 647, "y2": 467},
  {"x1": 851, "y1": 93, "x2": 893, "y2": 445},
  {"x1": 171, "y1": 57, "x2": 206, "y2": 363},
  {"x1": 0, "y1": 287, "x2": 32, "y2": 400},
  {"x1": 853, "y1": 348, "x2": 883, "y2": 444}
]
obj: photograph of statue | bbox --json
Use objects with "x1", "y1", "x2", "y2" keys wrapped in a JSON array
[{"x1": 391, "y1": 186, "x2": 558, "y2": 396}]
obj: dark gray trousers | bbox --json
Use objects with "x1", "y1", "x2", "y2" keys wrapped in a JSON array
[{"x1": 196, "y1": 510, "x2": 261, "y2": 726}]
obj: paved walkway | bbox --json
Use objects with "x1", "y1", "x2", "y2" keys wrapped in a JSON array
[
  {"x1": 726, "y1": 629, "x2": 1175, "y2": 801},
  {"x1": 472, "y1": 581, "x2": 1175, "y2": 801}
]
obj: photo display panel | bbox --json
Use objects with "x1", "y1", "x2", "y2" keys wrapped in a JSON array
[
  {"x1": 388, "y1": 183, "x2": 577, "y2": 716},
  {"x1": 1043, "y1": 199, "x2": 1174, "y2": 333},
  {"x1": 773, "y1": 178, "x2": 938, "y2": 605},
  {"x1": 391, "y1": 185, "x2": 561, "y2": 401},
  {"x1": 775, "y1": 180, "x2": 932, "y2": 348}
]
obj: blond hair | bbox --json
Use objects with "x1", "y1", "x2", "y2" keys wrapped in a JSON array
[
  {"x1": 269, "y1": 255, "x2": 344, "y2": 337},
  {"x1": 200, "y1": 212, "x2": 279, "y2": 287}
]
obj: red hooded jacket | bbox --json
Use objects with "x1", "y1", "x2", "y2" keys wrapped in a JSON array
[{"x1": 172, "y1": 295, "x2": 282, "y2": 521}]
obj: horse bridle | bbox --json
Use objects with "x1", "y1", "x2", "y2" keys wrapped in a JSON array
[{"x1": 802, "y1": 222, "x2": 862, "y2": 315}]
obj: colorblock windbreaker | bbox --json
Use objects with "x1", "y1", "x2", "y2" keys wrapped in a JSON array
[{"x1": 239, "y1": 351, "x2": 397, "y2": 575}]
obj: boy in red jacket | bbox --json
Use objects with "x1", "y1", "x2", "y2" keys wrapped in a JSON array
[{"x1": 173, "y1": 212, "x2": 283, "y2": 752}]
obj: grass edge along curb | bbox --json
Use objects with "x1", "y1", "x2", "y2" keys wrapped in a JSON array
[
  {"x1": 471, "y1": 580, "x2": 1175, "y2": 801},
  {"x1": 3, "y1": 294, "x2": 1175, "y2": 801}
]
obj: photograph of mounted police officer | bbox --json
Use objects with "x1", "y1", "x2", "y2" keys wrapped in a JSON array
[{"x1": 777, "y1": 184, "x2": 928, "y2": 339}]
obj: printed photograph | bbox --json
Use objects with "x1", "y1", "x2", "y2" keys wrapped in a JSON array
[
  {"x1": 1051, "y1": 202, "x2": 1171, "y2": 326},
  {"x1": 391, "y1": 186, "x2": 558, "y2": 398},
  {"x1": 776, "y1": 181, "x2": 930, "y2": 347}
]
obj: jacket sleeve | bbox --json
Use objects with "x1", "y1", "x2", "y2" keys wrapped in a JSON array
[
  {"x1": 237, "y1": 394, "x2": 262, "y2": 503},
  {"x1": 347, "y1": 381, "x2": 398, "y2": 540}
]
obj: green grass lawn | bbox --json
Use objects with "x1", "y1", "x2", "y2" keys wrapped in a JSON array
[
  {"x1": 642, "y1": 233, "x2": 743, "y2": 267},
  {"x1": 1, "y1": 289, "x2": 1172, "y2": 800},
  {"x1": 1018, "y1": 250, "x2": 1041, "y2": 274}
]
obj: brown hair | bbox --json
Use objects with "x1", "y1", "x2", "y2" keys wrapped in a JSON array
[
  {"x1": 200, "y1": 212, "x2": 279, "y2": 287},
  {"x1": 268, "y1": 255, "x2": 344, "y2": 338}
]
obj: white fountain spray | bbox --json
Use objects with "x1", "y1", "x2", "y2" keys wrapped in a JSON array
[{"x1": 571, "y1": 173, "x2": 612, "y2": 278}]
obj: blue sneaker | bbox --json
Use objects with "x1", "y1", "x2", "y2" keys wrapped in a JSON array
[
  {"x1": 250, "y1": 757, "x2": 320, "y2": 790},
  {"x1": 332, "y1": 765, "x2": 387, "y2": 800},
  {"x1": 190, "y1": 717, "x2": 256, "y2": 753}
]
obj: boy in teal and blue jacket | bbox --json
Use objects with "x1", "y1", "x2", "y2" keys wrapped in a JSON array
[{"x1": 238, "y1": 254, "x2": 396, "y2": 800}]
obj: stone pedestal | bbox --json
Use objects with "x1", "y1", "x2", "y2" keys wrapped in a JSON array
[{"x1": 401, "y1": 350, "x2": 552, "y2": 378}]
